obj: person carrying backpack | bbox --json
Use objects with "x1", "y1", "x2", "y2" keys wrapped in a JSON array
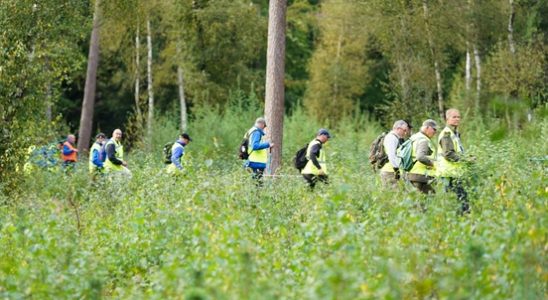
[
  {"x1": 243, "y1": 117, "x2": 274, "y2": 184},
  {"x1": 437, "y1": 109, "x2": 471, "y2": 214},
  {"x1": 89, "y1": 132, "x2": 106, "y2": 178},
  {"x1": 166, "y1": 133, "x2": 192, "y2": 174},
  {"x1": 407, "y1": 119, "x2": 438, "y2": 194},
  {"x1": 301, "y1": 129, "x2": 331, "y2": 190},
  {"x1": 379, "y1": 120, "x2": 411, "y2": 187}
]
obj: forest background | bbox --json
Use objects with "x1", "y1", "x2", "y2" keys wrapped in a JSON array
[{"x1": 1, "y1": 0, "x2": 546, "y2": 191}]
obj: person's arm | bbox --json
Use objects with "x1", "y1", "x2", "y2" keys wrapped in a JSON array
[
  {"x1": 440, "y1": 133, "x2": 461, "y2": 162},
  {"x1": 63, "y1": 144, "x2": 76, "y2": 155},
  {"x1": 384, "y1": 134, "x2": 400, "y2": 169},
  {"x1": 250, "y1": 131, "x2": 270, "y2": 151},
  {"x1": 91, "y1": 149, "x2": 103, "y2": 167},
  {"x1": 171, "y1": 146, "x2": 184, "y2": 170},
  {"x1": 309, "y1": 143, "x2": 322, "y2": 170},
  {"x1": 416, "y1": 140, "x2": 434, "y2": 167},
  {"x1": 106, "y1": 143, "x2": 123, "y2": 165}
]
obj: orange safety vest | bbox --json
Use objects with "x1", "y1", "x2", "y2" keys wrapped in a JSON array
[{"x1": 61, "y1": 141, "x2": 78, "y2": 162}]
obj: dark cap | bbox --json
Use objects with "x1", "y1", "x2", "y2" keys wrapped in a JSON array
[
  {"x1": 96, "y1": 132, "x2": 106, "y2": 139},
  {"x1": 317, "y1": 128, "x2": 331, "y2": 138},
  {"x1": 181, "y1": 133, "x2": 192, "y2": 141},
  {"x1": 421, "y1": 119, "x2": 438, "y2": 130},
  {"x1": 403, "y1": 119, "x2": 413, "y2": 129}
]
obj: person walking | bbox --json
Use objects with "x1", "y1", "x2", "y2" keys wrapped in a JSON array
[
  {"x1": 244, "y1": 117, "x2": 274, "y2": 183},
  {"x1": 89, "y1": 133, "x2": 106, "y2": 178},
  {"x1": 104, "y1": 129, "x2": 131, "y2": 177},
  {"x1": 166, "y1": 133, "x2": 192, "y2": 174},
  {"x1": 437, "y1": 108, "x2": 470, "y2": 214},
  {"x1": 407, "y1": 120, "x2": 438, "y2": 194},
  {"x1": 302, "y1": 129, "x2": 331, "y2": 190},
  {"x1": 380, "y1": 120, "x2": 411, "y2": 187},
  {"x1": 61, "y1": 134, "x2": 78, "y2": 170}
]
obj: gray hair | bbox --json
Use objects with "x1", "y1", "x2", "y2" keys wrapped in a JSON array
[
  {"x1": 392, "y1": 120, "x2": 409, "y2": 130},
  {"x1": 445, "y1": 108, "x2": 460, "y2": 120},
  {"x1": 420, "y1": 119, "x2": 438, "y2": 131},
  {"x1": 255, "y1": 117, "x2": 266, "y2": 127}
]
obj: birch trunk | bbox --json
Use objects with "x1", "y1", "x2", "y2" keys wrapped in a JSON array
[
  {"x1": 465, "y1": 44, "x2": 471, "y2": 93},
  {"x1": 146, "y1": 17, "x2": 154, "y2": 144},
  {"x1": 135, "y1": 26, "x2": 141, "y2": 116},
  {"x1": 422, "y1": 0, "x2": 444, "y2": 119},
  {"x1": 176, "y1": 42, "x2": 187, "y2": 132},
  {"x1": 77, "y1": 0, "x2": 101, "y2": 153},
  {"x1": 264, "y1": 0, "x2": 287, "y2": 174},
  {"x1": 473, "y1": 45, "x2": 481, "y2": 111},
  {"x1": 508, "y1": 0, "x2": 516, "y2": 54}
]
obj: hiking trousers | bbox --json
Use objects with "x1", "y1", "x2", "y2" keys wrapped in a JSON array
[{"x1": 302, "y1": 174, "x2": 328, "y2": 190}]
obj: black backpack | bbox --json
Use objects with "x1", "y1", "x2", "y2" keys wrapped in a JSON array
[
  {"x1": 293, "y1": 143, "x2": 309, "y2": 171},
  {"x1": 369, "y1": 132, "x2": 388, "y2": 171},
  {"x1": 238, "y1": 129, "x2": 256, "y2": 160},
  {"x1": 163, "y1": 142, "x2": 175, "y2": 164}
]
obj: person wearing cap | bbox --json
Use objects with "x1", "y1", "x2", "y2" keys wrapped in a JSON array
[
  {"x1": 244, "y1": 117, "x2": 274, "y2": 182},
  {"x1": 437, "y1": 108, "x2": 470, "y2": 213},
  {"x1": 302, "y1": 129, "x2": 331, "y2": 189},
  {"x1": 167, "y1": 133, "x2": 192, "y2": 174},
  {"x1": 89, "y1": 132, "x2": 106, "y2": 177},
  {"x1": 104, "y1": 129, "x2": 131, "y2": 177},
  {"x1": 61, "y1": 134, "x2": 78, "y2": 170},
  {"x1": 380, "y1": 120, "x2": 411, "y2": 187},
  {"x1": 407, "y1": 119, "x2": 438, "y2": 194}
]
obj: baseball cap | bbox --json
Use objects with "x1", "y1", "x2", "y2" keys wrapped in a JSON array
[
  {"x1": 181, "y1": 133, "x2": 192, "y2": 141},
  {"x1": 422, "y1": 119, "x2": 438, "y2": 130},
  {"x1": 317, "y1": 128, "x2": 331, "y2": 138},
  {"x1": 96, "y1": 132, "x2": 106, "y2": 139}
]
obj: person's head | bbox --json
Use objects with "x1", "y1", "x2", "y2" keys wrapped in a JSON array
[
  {"x1": 112, "y1": 129, "x2": 123, "y2": 141},
  {"x1": 316, "y1": 128, "x2": 331, "y2": 143},
  {"x1": 180, "y1": 133, "x2": 192, "y2": 145},
  {"x1": 420, "y1": 119, "x2": 438, "y2": 138},
  {"x1": 67, "y1": 134, "x2": 76, "y2": 143},
  {"x1": 95, "y1": 132, "x2": 106, "y2": 143},
  {"x1": 445, "y1": 108, "x2": 461, "y2": 127},
  {"x1": 254, "y1": 117, "x2": 267, "y2": 130},
  {"x1": 392, "y1": 120, "x2": 410, "y2": 138}
]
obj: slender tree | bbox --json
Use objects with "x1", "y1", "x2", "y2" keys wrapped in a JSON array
[
  {"x1": 77, "y1": 0, "x2": 101, "y2": 153},
  {"x1": 264, "y1": 0, "x2": 287, "y2": 174},
  {"x1": 146, "y1": 16, "x2": 154, "y2": 145},
  {"x1": 176, "y1": 41, "x2": 188, "y2": 132},
  {"x1": 135, "y1": 25, "x2": 142, "y2": 116}
]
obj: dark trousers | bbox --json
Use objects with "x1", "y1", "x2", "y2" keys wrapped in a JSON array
[
  {"x1": 302, "y1": 174, "x2": 328, "y2": 190},
  {"x1": 250, "y1": 167, "x2": 264, "y2": 186},
  {"x1": 443, "y1": 177, "x2": 470, "y2": 214},
  {"x1": 410, "y1": 181, "x2": 435, "y2": 194}
]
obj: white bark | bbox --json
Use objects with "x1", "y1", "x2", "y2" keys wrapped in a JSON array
[
  {"x1": 135, "y1": 26, "x2": 141, "y2": 116},
  {"x1": 146, "y1": 17, "x2": 154, "y2": 142},
  {"x1": 508, "y1": 0, "x2": 516, "y2": 54},
  {"x1": 264, "y1": 0, "x2": 287, "y2": 174},
  {"x1": 473, "y1": 45, "x2": 481, "y2": 110},
  {"x1": 465, "y1": 44, "x2": 471, "y2": 92},
  {"x1": 176, "y1": 42, "x2": 187, "y2": 132}
]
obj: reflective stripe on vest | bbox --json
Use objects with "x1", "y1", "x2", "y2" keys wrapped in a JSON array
[
  {"x1": 436, "y1": 126, "x2": 464, "y2": 177},
  {"x1": 302, "y1": 140, "x2": 327, "y2": 175},
  {"x1": 89, "y1": 142, "x2": 102, "y2": 173},
  {"x1": 104, "y1": 139, "x2": 124, "y2": 172},
  {"x1": 408, "y1": 132, "x2": 435, "y2": 176},
  {"x1": 247, "y1": 127, "x2": 268, "y2": 164}
]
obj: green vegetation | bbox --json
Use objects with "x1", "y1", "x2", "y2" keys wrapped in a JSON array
[{"x1": 1, "y1": 110, "x2": 546, "y2": 298}]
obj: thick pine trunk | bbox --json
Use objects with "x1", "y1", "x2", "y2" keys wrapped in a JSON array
[
  {"x1": 264, "y1": 0, "x2": 287, "y2": 174},
  {"x1": 77, "y1": 0, "x2": 101, "y2": 154},
  {"x1": 146, "y1": 17, "x2": 154, "y2": 144},
  {"x1": 176, "y1": 42, "x2": 187, "y2": 132},
  {"x1": 135, "y1": 26, "x2": 141, "y2": 116}
]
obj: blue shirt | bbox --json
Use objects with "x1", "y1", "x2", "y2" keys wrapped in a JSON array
[
  {"x1": 171, "y1": 140, "x2": 187, "y2": 170},
  {"x1": 247, "y1": 127, "x2": 270, "y2": 169},
  {"x1": 91, "y1": 142, "x2": 104, "y2": 168}
]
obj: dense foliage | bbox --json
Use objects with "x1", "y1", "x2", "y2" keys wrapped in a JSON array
[{"x1": 1, "y1": 108, "x2": 546, "y2": 298}]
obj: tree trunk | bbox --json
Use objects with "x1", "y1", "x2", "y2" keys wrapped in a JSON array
[
  {"x1": 422, "y1": 0, "x2": 444, "y2": 119},
  {"x1": 176, "y1": 42, "x2": 188, "y2": 132},
  {"x1": 508, "y1": 0, "x2": 516, "y2": 54},
  {"x1": 465, "y1": 44, "x2": 471, "y2": 93},
  {"x1": 473, "y1": 45, "x2": 481, "y2": 110},
  {"x1": 135, "y1": 26, "x2": 141, "y2": 116},
  {"x1": 264, "y1": 0, "x2": 287, "y2": 175},
  {"x1": 146, "y1": 17, "x2": 154, "y2": 145},
  {"x1": 77, "y1": 0, "x2": 101, "y2": 154}
]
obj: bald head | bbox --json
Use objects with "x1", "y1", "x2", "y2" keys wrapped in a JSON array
[
  {"x1": 445, "y1": 109, "x2": 461, "y2": 127},
  {"x1": 67, "y1": 134, "x2": 76, "y2": 143},
  {"x1": 112, "y1": 129, "x2": 123, "y2": 141}
]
